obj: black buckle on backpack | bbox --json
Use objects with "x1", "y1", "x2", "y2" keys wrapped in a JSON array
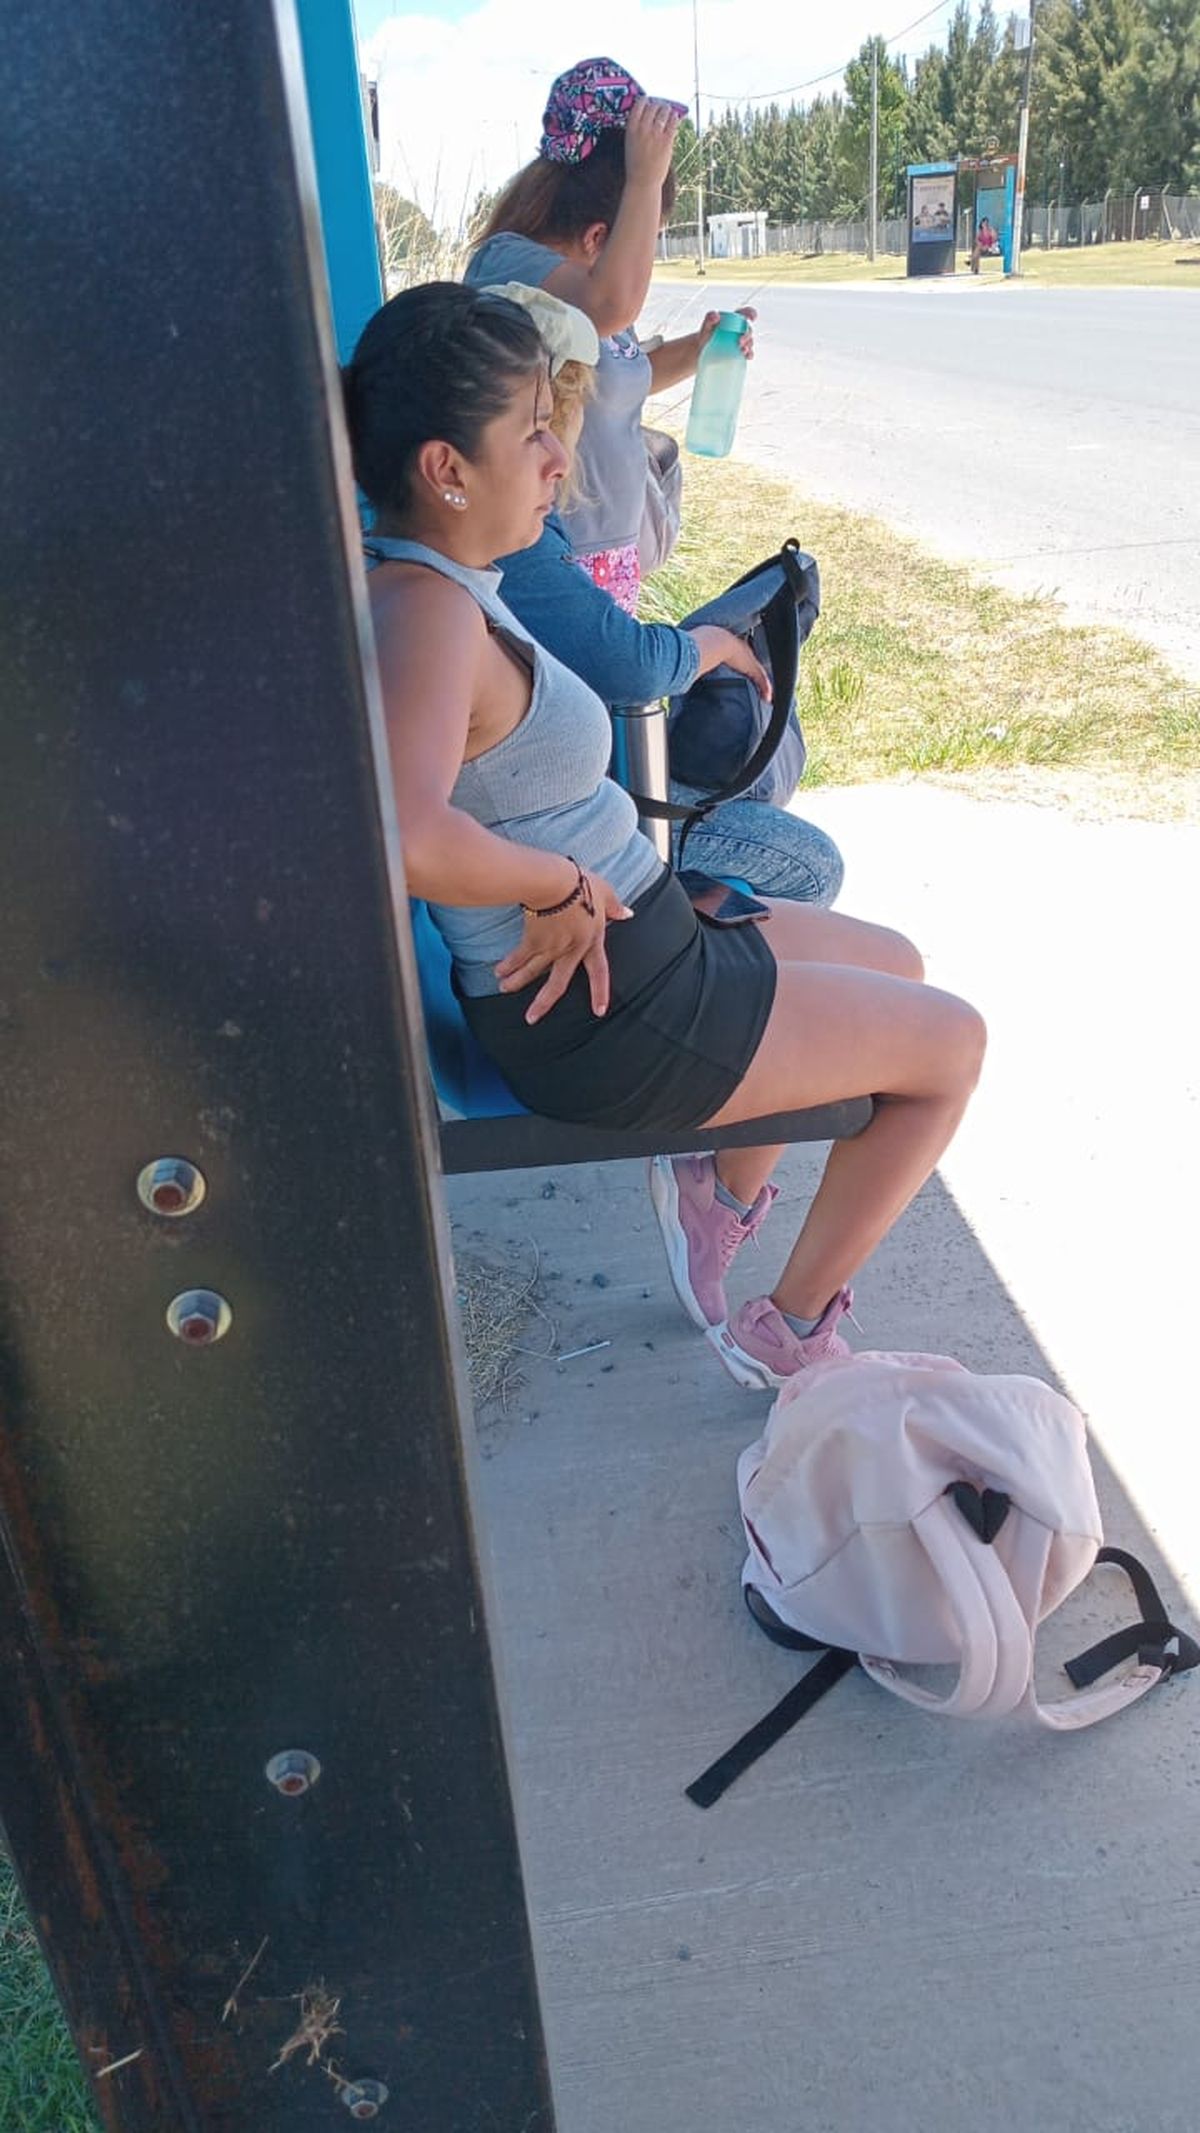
[
  {"x1": 1138, "y1": 1632, "x2": 1200, "y2": 1680},
  {"x1": 1066, "y1": 1549, "x2": 1200, "y2": 1691}
]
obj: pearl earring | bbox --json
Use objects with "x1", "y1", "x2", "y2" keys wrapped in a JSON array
[{"x1": 442, "y1": 489, "x2": 468, "y2": 510}]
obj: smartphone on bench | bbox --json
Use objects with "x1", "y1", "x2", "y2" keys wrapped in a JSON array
[{"x1": 677, "y1": 869, "x2": 770, "y2": 927}]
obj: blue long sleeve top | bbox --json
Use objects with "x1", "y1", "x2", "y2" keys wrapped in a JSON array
[{"x1": 495, "y1": 512, "x2": 700, "y2": 709}]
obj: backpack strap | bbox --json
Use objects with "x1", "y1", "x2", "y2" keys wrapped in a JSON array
[
  {"x1": 859, "y1": 1493, "x2": 1034, "y2": 1719},
  {"x1": 1030, "y1": 1545, "x2": 1199, "y2": 1733},
  {"x1": 866, "y1": 1516, "x2": 1197, "y2": 1732},
  {"x1": 686, "y1": 1648, "x2": 856, "y2": 1810}
]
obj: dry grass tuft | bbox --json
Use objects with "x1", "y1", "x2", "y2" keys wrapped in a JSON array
[
  {"x1": 268, "y1": 1984, "x2": 343, "y2": 2075},
  {"x1": 455, "y1": 1245, "x2": 556, "y2": 1411}
]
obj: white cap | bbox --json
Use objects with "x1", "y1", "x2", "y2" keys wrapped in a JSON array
[{"x1": 482, "y1": 282, "x2": 600, "y2": 375}]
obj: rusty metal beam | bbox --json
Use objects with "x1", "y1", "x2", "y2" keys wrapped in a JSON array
[{"x1": 0, "y1": 5, "x2": 554, "y2": 2127}]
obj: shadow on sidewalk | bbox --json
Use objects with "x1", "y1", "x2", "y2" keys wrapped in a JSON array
[{"x1": 448, "y1": 1148, "x2": 1200, "y2": 2133}]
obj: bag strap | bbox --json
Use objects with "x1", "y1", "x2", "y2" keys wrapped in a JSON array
[
  {"x1": 625, "y1": 541, "x2": 811, "y2": 858},
  {"x1": 1031, "y1": 1545, "x2": 1199, "y2": 1733},
  {"x1": 867, "y1": 1519, "x2": 1197, "y2": 1733},
  {"x1": 859, "y1": 1494, "x2": 1034, "y2": 1719},
  {"x1": 686, "y1": 1648, "x2": 856, "y2": 1810}
]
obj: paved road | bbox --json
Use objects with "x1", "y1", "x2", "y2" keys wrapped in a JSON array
[{"x1": 647, "y1": 279, "x2": 1200, "y2": 678}]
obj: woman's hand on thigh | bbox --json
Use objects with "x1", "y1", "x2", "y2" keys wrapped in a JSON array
[{"x1": 494, "y1": 871, "x2": 632, "y2": 1025}]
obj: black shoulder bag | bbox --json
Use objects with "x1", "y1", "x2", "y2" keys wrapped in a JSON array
[{"x1": 620, "y1": 538, "x2": 820, "y2": 861}]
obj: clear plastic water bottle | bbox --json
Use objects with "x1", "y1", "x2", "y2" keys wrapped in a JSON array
[{"x1": 685, "y1": 311, "x2": 749, "y2": 459}]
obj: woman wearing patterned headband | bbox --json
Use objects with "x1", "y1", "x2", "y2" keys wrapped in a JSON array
[{"x1": 465, "y1": 56, "x2": 752, "y2": 617}]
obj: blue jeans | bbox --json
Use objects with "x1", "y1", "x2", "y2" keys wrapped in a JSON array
[{"x1": 671, "y1": 790, "x2": 844, "y2": 908}]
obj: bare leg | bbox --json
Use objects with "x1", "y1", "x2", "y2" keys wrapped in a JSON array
[
  {"x1": 705, "y1": 958, "x2": 985, "y2": 1317},
  {"x1": 714, "y1": 899, "x2": 926, "y2": 1209}
]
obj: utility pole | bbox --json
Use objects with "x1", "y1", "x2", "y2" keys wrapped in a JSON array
[
  {"x1": 1009, "y1": 0, "x2": 1035, "y2": 276},
  {"x1": 693, "y1": 0, "x2": 706, "y2": 274},
  {"x1": 868, "y1": 39, "x2": 879, "y2": 261}
]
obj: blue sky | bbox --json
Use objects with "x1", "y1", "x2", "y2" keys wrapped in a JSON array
[{"x1": 354, "y1": 0, "x2": 962, "y2": 228}]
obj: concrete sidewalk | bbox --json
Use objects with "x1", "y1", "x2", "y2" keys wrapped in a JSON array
[{"x1": 447, "y1": 785, "x2": 1200, "y2": 2133}]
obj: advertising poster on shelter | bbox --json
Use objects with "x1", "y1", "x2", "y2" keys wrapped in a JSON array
[{"x1": 911, "y1": 174, "x2": 954, "y2": 241}]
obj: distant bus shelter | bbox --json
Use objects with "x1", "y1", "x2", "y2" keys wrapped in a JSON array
[
  {"x1": 958, "y1": 151, "x2": 1018, "y2": 273},
  {"x1": 905, "y1": 161, "x2": 958, "y2": 276}
]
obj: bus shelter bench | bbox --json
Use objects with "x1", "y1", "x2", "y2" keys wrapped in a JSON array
[{"x1": 411, "y1": 900, "x2": 873, "y2": 1177}]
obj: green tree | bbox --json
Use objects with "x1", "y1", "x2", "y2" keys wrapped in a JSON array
[
  {"x1": 1033, "y1": 0, "x2": 1144, "y2": 198},
  {"x1": 843, "y1": 36, "x2": 912, "y2": 216},
  {"x1": 1113, "y1": 0, "x2": 1200, "y2": 188},
  {"x1": 908, "y1": 44, "x2": 954, "y2": 162},
  {"x1": 978, "y1": 12, "x2": 1025, "y2": 154},
  {"x1": 747, "y1": 102, "x2": 789, "y2": 214},
  {"x1": 706, "y1": 108, "x2": 752, "y2": 214},
  {"x1": 934, "y1": 0, "x2": 1001, "y2": 150},
  {"x1": 804, "y1": 95, "x2": 852, "y2": 218},
  {"x1": 778, "y1": 105, "x2": 812, "y2": 221},
  {"x1": 670, "y1": 114, "x2": 702, "y2": 229}
]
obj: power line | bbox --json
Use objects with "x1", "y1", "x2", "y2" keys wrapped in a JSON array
[{"x1": 700, "y1": 0, "x2": 957, "y2": 108}]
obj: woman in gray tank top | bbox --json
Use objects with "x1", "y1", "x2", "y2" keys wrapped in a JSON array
[{"x1": 343, "y1": 284, "x2": 986, "y2": 1391}]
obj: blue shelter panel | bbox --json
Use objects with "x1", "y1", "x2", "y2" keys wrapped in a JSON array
[{"x1": 294, "y1": 0, "x2": 383, "y2": 359}]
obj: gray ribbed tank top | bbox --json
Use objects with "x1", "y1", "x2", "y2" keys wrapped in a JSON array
[{"x1": 365, "y1": 538, "x2": 662, "y2": 993}]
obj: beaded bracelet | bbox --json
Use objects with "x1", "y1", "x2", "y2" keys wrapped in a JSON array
[{"x1": 521, "y1": 857, "x2": 596, "y2": 921}]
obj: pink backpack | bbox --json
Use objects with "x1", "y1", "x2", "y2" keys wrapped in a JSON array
[{"x1": 689, "y1": 1353, "x2": 1196, "y2": 1808}]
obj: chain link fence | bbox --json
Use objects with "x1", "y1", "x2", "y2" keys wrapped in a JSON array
[{"x1": 661, "y1": 191, "x2": 1200, "y2": 264}]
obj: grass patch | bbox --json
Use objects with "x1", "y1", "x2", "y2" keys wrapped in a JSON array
[
  {"x1": 0, "y1": 1851, "x2": 99, "y2": 2132},
  {"x1": 655, "y1": 251, "x2": 902, "y2": 287},
  {"x1": 654, "y1": 241, "x2": 1200, "y2": 291},
  {"x1": 641, "y1": 448, "x2": 1200, "y2": 814}
]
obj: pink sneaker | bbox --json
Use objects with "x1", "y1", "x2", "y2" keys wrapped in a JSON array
[
  {"x1": 648, "y1": 1154, "x2": 778, "y2": 1329},
  {"x1": 708, "y1": 1288, "x2": 855, "y2": 1390}
]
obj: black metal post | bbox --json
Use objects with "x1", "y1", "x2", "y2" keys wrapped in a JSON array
[{"x1": 0, "y1": 5, "x2": 554, "y2": 2129}]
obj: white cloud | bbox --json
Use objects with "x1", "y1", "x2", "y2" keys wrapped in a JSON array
[{"x1": 360, "y1": 0, "x2": 945, "y2": 232}]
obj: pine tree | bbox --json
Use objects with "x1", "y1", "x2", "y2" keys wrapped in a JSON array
[
  {"x1": 1036, "y1": 0, "x2": 1144, "y2": 199},
  {"x1": 707, "y1": 109, "x2": 747, "y2": 214},
  {"x1": 778, "y1": 106, "x2": 810, "y2": 221},
  {"x1": 940, "y1": 0, "x2": 977, "y2": 141},
  {"x1": 670, "y1": 0, "x2": 1198, "y2": 238},
  {"x1": 978, "y1": 14, "x2": 1024, "y2": 155},
  {"x1": 1114, "y1": 0, "x2": 1200, "y2": 188},
  {"x1": 670, "y1": 114, "x2": 701, "y2": 229},
  {"x1": 843, "y1": 37, "x2": 911, "y2": 216},
  {"x1": 908, "y1": 43, "x2": 954, "y2": 162},
  {"x1": 746, "y1": 103, "x2": 788, "y2": 216},
  {"x1": 804, "y1": 96, "x2": 850, "y2": 219}
]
